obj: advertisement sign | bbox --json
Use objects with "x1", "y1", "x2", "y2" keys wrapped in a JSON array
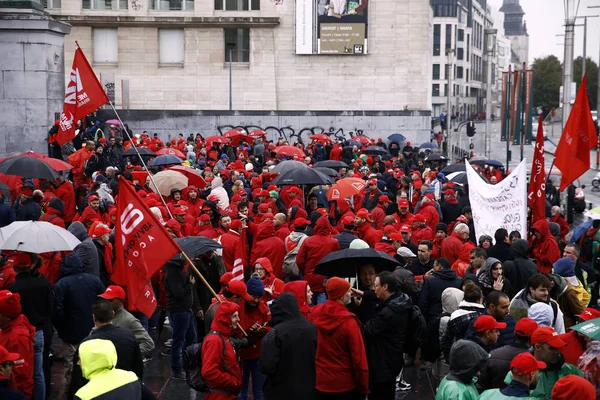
[{"x1": 295, "y1": 0, "x2": 314, "y2": 54}]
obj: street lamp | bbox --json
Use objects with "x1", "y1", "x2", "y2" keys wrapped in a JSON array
[
  {"x1": 226, "y1": 42, "x2": 236, "y2": 112},
  {"x1": 484, "y1": 28, "x2": 497, "y2": 159},
  {"x1": 446, "y1": 48, "x2": 455, "y2": 158},
  {"x1": 561, "y1": 0, "x2": 581, "y2": 130}
]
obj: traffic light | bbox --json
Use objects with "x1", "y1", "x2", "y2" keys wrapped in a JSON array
[{"x1": 466, "y1": 122, "x2": 476, "y2": 137}]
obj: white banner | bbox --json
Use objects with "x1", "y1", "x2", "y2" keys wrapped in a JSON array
[
  {"x1": 295, "y1": 0, "x2": 314, "y2": 54},
  {"x1": 466, "y1": 159, "x2": 527, "y2": 242}
]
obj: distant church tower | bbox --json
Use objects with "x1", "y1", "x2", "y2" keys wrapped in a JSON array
[{"x1": 500, "y1": 0, "x2": 529, "y2": 66}]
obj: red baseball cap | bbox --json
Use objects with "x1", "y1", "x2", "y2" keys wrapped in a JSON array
[
  {"x1": 258, "y1": 203, "x2": 269, "y2": 213},
  {"x1": 398, "y1": 199, "x2": 409, "y2": 208},
  {"x1": 0, "y1": 345, "x2": 19, "y2": 365},
  {"x1": 414, "y1": 214, "x2": 426, "y2": 223},
  {"x1": 91, "y1": 224, "x2": 112, "y2": 238},
  {"x1": 316, "y1": 208, "x2": 328, "y2": 216},
  {"x1": 515, "y1": 318, "x2": 538, "y2": 337},
  {"x1": 577, "y1": 308, "x2": 600, "y2": 321},
  {"x1": 227, "y1": 280, "x2": 247, "y2": 297},
  {"x1": 199, "y1": 214, "x2": 211, "y2": 222},
  {"x1": 383, "y1": 225, "x2": 397, "y2": 234},
  {"x1": 368, "y1": 179, "x2": 377, "y2": 185},
  {"x1": 173, "y1": 207, "x2": 187, "y2": 216},
  {"x1": 378, "y1": 195, "x2": 391, "y2": 203},
  {"x1": 294, "y1": 217, "x2": 311, "y2": 227},
  {"x1": 424, "y1": 193, "x2": 435, "y2": 201},
  {"x1": 219, "y1": 272, "x2": 234, "y2": 285},
  {"x1": 443, "y1": 189, "x2": 455, "y2": 195},
  {"x1": 258, "y1": 190, "x2": 269, "y2": 197},
  {"x1": 400, "y1": 225, "x2": 412, "y2": 233},
  {"x1": 473, "y1": 315, "x2": 507, "y2": 333},
  {"x1": 229, "y1": 219, "x2": 243, "y2": 230},
  {"x1": 356, "y1": 209, "x2": 370, "y2": 220},
  {"x1": 531, "y1": 327, "x2": 566, "y2": 348},
  {"x1": 341, "y1": 215, "x2": 355, "y2": 226},
  {"x1": 98, "y1": 285, "x2": 126, "y2": 300},
  {"x1": 389, "y1": 233, "x2": 403, "y2": 242},
  {"x1": 510, "y1": 352, "x2": 546, "y2": 375},
  {"x1": 88, "y1": 195, "x2": 99, "y2": 202}
]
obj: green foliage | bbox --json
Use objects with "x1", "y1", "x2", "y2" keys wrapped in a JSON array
[
  {"x1": 573, "y1": 56, "x2": 599, "y2": 111},
  {"x1": 532, "y1": 55, "x2": 562, "y2": 110}
]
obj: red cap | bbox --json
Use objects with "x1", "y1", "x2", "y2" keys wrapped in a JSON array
[
  {"x1": 400, "y1": 225, "x2": 412, "y2": 233},
  {"x1": 389, "y1": 233, "x2": 403, "y2": 241},
  {"x1": 0, "y1": 345, "x2": 20, "y2": 364},
  {"x1": 457, "y1": 215, "x2": 469, "y2": 223},
  {"x1": 442, "y1": 189, "x2": 455, "y2": 195},
  {"x1": 98, "y1": 285, "x2": 126, "y2": 300},
  {"x1": 173, "y1": 207, "x2": 187, "y2": 216},
  {"x1": 12, "y1": 252, "x2": 31, "y2": 267},
  {"x1": 199, "y1": 214, "x2": 211, "y2": 222},
  {"x1": 88, "y1": 195, "x2": 99, "y2": 202},
  {"x1": 229, "y1": 219, "x2": 243, "y2": 230},
  {"x1": 227, "y1": 280, "x2": 247, "y2": 297},
  {"x1": 91, "y1": 224, "x2": 112, "y2": 238},
  {"x1": 258, "y1": 190, "x2": 269, "y2": 197},
  {"x1": 316, "y1": 208, "x2": 328, "y2": 216},
  {"x1": 219, "y1": 272, "x2": 234, "y2": 285},
  {"x1": 294, "y1": 217, "x2": 311, "y2": 227},
  {"x1": 326, "y1": 277, "x2": 351, "y2": 300},
  {"x1": 473, "y1": 315, "x2": 507, "y2": 333},
  {"x1": 577, "y1": 308, "x2": 600, "y2": 321},
  {"x1": 424, "y1": 193, "x2": 435, "y2": 201},
  {"x1": 531, "y1": 327, "x2": 566, "y2": 348},
  {"x1": 411, "y1": 170, "x2": 421, "y2": 176},
  {"x1": 368, "y1": 179, "x2": 377, "y2": 185},
  {"x1": 510, "y1": 352, "x2": 546, "y2": 375},
  {"x1": 551, "y1": 374, "x2": 596, "y2": 400},
  {"x1": 378, "y1": 195, "x2": 391, "y2": 203},
  {"x1": 267, "y1": 185, "x2": 278, "y2": 191},
  {"x1": 356, "y1": 208, "x2": 370, "y2": 220},
  {"x1": 398, "y1": 199, "x2": 409, "y2": 208},
  {"x1": 414, "y1": 214, "x2": 426, "y2": 223},
  {"x1": 258, "y1": 203, "x2": 269, "y2": 213},
  {"x1": 341, "y1": 215, "x2": 355, "y2": 226},
  {"x1": 383, "y1": 225, "x2": 397, "y2": 234},
  {"x1": 515, "y1": 318, "x2": 538, "y2": 337}
]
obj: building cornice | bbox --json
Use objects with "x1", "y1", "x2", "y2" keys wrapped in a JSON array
[{"x1": 53, "y1": 14, "x2": 280, "y2": 28}]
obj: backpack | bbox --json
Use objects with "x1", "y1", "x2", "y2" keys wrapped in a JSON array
[
  {"x1": 183, "y1": 331, "x2": 227, "y2": 392},
  {"x1": 406, "y1": 305, "x2": 427, "y2": 348},
  {"x1": 282, "y1": 235, "x2": 307, "y2": 279}
]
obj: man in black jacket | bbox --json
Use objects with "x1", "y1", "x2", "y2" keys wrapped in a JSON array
[
  {"x1": 503, "y1": 239, "x2": 538, "y2": 293},
  {"x1": 260, "y1": 293, "x2": 317, "y2": 400},
  {"x1": 362, "y1": 271, "x2": 412, "y2": 399},
  {"x1": 334, "y1": 215, "x2": 359, "y2": 250},
  {"x1": 486, "y1": 228, "x2": 511, "y2": 263}
]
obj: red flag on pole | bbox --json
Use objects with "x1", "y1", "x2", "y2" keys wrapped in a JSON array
[
  {"x1": 56, "y1": 45, "x2": 110, "y2": 146},
  {"x1": 232, "y1": 227, "x2": 248, "y2": 281},
  {"x1": 527, "y1": 115, "x2": 546, "y2": 222},
  {"x1": 554, "y1": 75, "x2": 598, "y2": 190},
  {"x1": 113, "y1": 176, "x2": 181, "y2": 317}
]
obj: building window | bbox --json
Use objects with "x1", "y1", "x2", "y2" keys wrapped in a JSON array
[
  {"x1": 433, "y1": 24, "x2": 441, "y2": 56},
  {"x1": 159, "y1": 29, "x2": 185, "y2": 65},
  {"x1": 433, "y1": 64, "x2": 440, "y2": 80},
  {"x1": 83, "y1": 0, "x2": 127, "y2": 9},
  {"x1": 225, "y1": 28, "x2": 250, "y2": 63},
  {"x1": 92, "y1": 28, "x2": 118, "y2": 64},
  {"x1": 457, "y1": 48, "x2": 463, "y2": 60},
  {"x1": 458, "y1": 29, "x2": 464, "y2": 42},
  {"x1": 445, "y1": 64, "x2": 449, "y2": 80},
  {"x1": 215, "y1": 0, "x2": 260, "y2": 10},
  {"x1": 466, "y1": 68, "x2": 469, "y2": 82},
  {"x1": 457, "y1": 66, "x2": 463, "y2": 79},
  {"x1": 432, "y1": 84, "x2": 440, "y2": 97},
  {"x1": 466, "y1": 34, "x2": 470, "y2": 61},
  {"x1": 445, "y1": 24, "x2": 452, "y2": 49},
  {"x1": 41, "y1": 0, "x2": 61, "y2": 8},
  {"x1": 150, "y1": 0, "x2": 193, "y2": 10},
  {"x1": 444, "y1": 84, "x2": 447, "y2": 96}
]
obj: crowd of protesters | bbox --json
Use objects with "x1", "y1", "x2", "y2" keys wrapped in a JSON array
[{"x1": 0, "y1": 121, "x2": 598, "y2": 400}]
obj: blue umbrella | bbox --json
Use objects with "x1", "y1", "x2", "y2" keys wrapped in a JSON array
[
  {"x1": 148, "y1": 154, "x2": 183, "y2": 166},
  {"x1": 570, "y1": 219, "x2": 593, "y2": 244},
  {"x1": 470, "y1": 159, "x2": 504, "y2": 168},
  {"x1": 388, "y1": 133, "x2": 406, "y2": 142},
  {"x1": 362, "y1": 146, "x2": 390, "y2": 156},
  {"x1": 420, "y1": 142, "x2": 438, "y2": 149}
]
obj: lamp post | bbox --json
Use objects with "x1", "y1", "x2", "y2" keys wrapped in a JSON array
[
  {"x1": 562, "y1": 0, "x2": 580, "y2": 131},
  {"x1": 446, "y1": 48, "x2": 455, "y2": 158},
  {"x1": 484, "y1": 28, "x2": 497, "y2": 159},
  {"x1": 590, "y1": 5, "x2": 600, "y2": 169},
  {"x1": 226, "y1": 42, "x2": 235, "y2": 111}
]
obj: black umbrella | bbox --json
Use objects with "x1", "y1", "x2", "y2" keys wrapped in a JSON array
[
  {"x1": 272, "y1": 160, "x2": 307, "y2": 175},
  {"x1": 148, "y1": 154, "x2": 183, "y2": 166},
  {"x1": 424, "y1": 153, "x2": 447, "y2": 162},
  {"x1": 313, "y1": 160, "x2": 349, "y2": 169},
  {"x1": 124, "y1": 146, "x2": 156, "y2": 157},
  {"x1": 272, "y1": 167, "x2": 333, "y2": 185},
  {"x1": 446, "y1": 171, "x2": 489, "y2": 185},
  {"x1": 0, "y1": 156, "x2": 58, "y2": 180},
  {"x1": 171, "y1": 236, "x2": 223, "y2": 261},
  {"x1": 470, "y1": 159, "x2": 504, "y2": 168},
  {"x1": 362, "y1": 146, "x2": 390, "y2": 156},
  {"x1": 441, "y1": 164, "x2": 466, "y2": 174},
  {"x1": 315, "y1": 248, "x2": 400, "y2": 278},
  {"x1": 314, "y1": 167, "x2": 339, "y2": 178}
]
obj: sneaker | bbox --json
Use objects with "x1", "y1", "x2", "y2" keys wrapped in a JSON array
[
  {"x1": 396, "y1": 380, "x2": 412, "y2": 391},
  {"x1": 160, "y1": 349, "x2": 171, "y2": 357},
  {"x1": 171, "y1": 371, "x2": 186, "y2": 381},
  {"x1": 142, "y1": 355, "x2": 153, "y2": 363},
  {"x1": 164, "y1": 339, "x2": 173, "y2": 348}
]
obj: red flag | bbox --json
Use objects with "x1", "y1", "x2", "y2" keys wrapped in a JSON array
[
  {"x1": 527, "y1": 115, "x2": 546, "y2": 222},
  {"x1": 232, "y1": 227, "x2": 248, "y2": 281},
  {"x1": 554, "y1": 75, "x2": 598, "y2": 190},
  {"x1": 56, "y1": 46, "x2": 109, "y2": 146},
  {"x1": 113, "y1": 176, "x2": 181, "y2": 317}
]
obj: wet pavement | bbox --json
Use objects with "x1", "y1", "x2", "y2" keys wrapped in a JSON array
[{"x1": 49, "y1": 322, "x2": 437, "y2": 400}]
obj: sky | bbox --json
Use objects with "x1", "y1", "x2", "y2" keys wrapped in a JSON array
[{"x1": 488, "y1": 0, "x2": 600, "y2": 65}]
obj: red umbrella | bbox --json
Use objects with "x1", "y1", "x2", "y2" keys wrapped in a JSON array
[
  {"x1": 157, "y1": 148, "x2": 186, "y2": 159},
  {"x1": 231, "y1": 134, "x2": 252, "y2": 147},
  {"x1": 223, "y1": 128, "x2": 246, "y2": 139},
  {"x1": 309, "y1": 134, "x2": 331, "y2": 142},
  {"x1": 206, "y1": 136, "x2": 229, "y2": 146},
  {"x1": 354, "y1": 135, "x2": 371, "y2": 145},
  {"x1": 169, "y1": 166, "x2": 207, "y2": 189},
  {"x1": 274, "y1": 145, "x2": 305, "y2": 158},
  {"x1": 0, "y1": 151, "x2": 73, "y2": 171},
  {"x1": 249, "y1": 129, "x2": 267, "y2": 138},
  {"x1": 326, "y1": 178, "x2": 367, "y2": 200}
]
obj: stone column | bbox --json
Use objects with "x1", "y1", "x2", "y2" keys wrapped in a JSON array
[{"x1": 0, "y1": 0, "x2": 70, "y2": 156}]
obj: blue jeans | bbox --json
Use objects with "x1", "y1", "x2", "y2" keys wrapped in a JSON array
[
  {"x1": 33, "y1": 330, "x2": 45, "y2": 400},
  {"x1": 238, "y1": 358, "x2": 265, "y2": 400},
  {"x1": 169, "y1": 310, "x2": 197, "y2": 373},
  {"x1": 311, "y1": 291, "x2": 327, "y2": 306}
]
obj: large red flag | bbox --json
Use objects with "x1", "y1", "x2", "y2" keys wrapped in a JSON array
[
  {"x1": 554, "y1": 75, "x2": 598, "y2": 190},
  {"x1": 231, "y1": 227, "x2": 248, "y2": 281},
  {"x1": 113, "y1": 176, "x2": 181, "y2": 317},
  {"x1": 527, "y1": 115, "x2": 547, "y2": 222},
  {"x1": 56, "y1": 45, "x2": 109, "y2": 146}
]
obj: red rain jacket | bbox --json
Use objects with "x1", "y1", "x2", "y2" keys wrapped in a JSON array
[
  {"x1": 441, "y1": 231, "x2": 465, "y2": 265},
  {"x1": 238, "y1": 299, "x2": 271, "y2": 361},
  {"x1": 532, "y1": 219, "x2": 561, "y2": 274},
  {"x1": 250, "y1": 221, "x2": 286, "y2": 279},
  {"x1": 219, "y1": 230, "x2": 240, "y2": 272},
  {"x1": 297, "y1": 216, "x2": 340, "y2": 293},
  {"x1": 354, "y1": 221, "x2": 383, "y2": 249},
  {"x1": 0, "y1": 314, "x2": 35, "y2": 399}
]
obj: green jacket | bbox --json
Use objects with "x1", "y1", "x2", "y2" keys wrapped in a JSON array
[
  {"x1": 75, "y1": 339, "x2": 141, "y2": 400},
  {"x1": 436, "y1": 377, "x2": 479, "y2": 400},
  {"x1": 478, "y1": 388, "x2": 536, "y2": 400},
  {"x1": 504, "y1": 363, "x2": 583, "y2": 399}
]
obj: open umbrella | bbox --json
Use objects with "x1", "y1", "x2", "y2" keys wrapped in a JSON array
[
  {"x1": 223, "y1": 128, "x2": 246, "y2": 139},
  {"x1": 272, "y1": 168, "x2": 333, "y2": 185},
  {"x1": 272, "y1": 160, "x2": 308, "y2": 175},
  {"x1": 424, "y1": 153, "x2": 447, "y2": 162},
  {"x1": 353, "y1": 135, "x2": 371, "y2": 145},
  {"x1": 205, "y1": 136, "x2": 229, "y2": 146},
  {"x1": 149, "y1": 154, "x2": 183, "y2": 166},
  {"x1": 171, "y1": 236, "x2": 222, "y2": 261},
  {"x1": 104, "y1": 119, "x2": 121, "y2": 125},
  {"x1": 4, "y1": 151, "x2": 73, "y2": 171},
  {"x1": 326, "y1": 178, "x2": 367, "y2": 200},
  {"x1": 362, "y1": 146, "x2": 390, "y2": 156},
  {"x1": 447, "y1": 171, "x2": 489, "y2": 185},
  {"x1": 157, "y1": 148, "x2": 186, "y2": 159},
  {"x1": 150, "y1": 170, "x2": 188, "y2": 196},
  {"x1": 0, "y1": 156, "x2": 58, "y2": 180},
  {"x1": 313, "y1": 160, "x2": 349, "y2": 169},
  {"x1": 248, "y1": 129, "x2": 267, "y2": 138},
  {"x1": 309, "y1": 134, "x2": 331, "y2": 142},
  {"x1": 387, "y1": 133, "x2": 406, "y2": 142},
  {"x1": 169, "y1": 166, "x2": 207, "y2": 189},
  {"x1": 314, "y1": 167, "x2": 339, "y2": 178},
  {"x1": 0, "y1": 221, "x2": 81, "y2": 253},
  {"x1": 470, "y1": 159, "x2": 504, "y2": 169},
  {"x1": 315, "y1": 248, "x2": 400, "y2": 278},
  {"x1": 441, "y1": 164, "x2": 466, "y2": 174},
  {"x1": 274, "y1": 145, "x2": 306, "y2": 158},
  {"x1": 570, "y1": 318, "x2": 600, "y2": 340},
  {"x1": 420, "y1": 142, "x2": 438, "y2": 149},
  {"x1": 124, "y1": 146, "x2": 156, "y2": 157}
]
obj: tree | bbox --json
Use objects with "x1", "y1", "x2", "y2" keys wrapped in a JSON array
[
  {"x1": 532, "y1": 55, "x2": 562, "y2": 110},
  {"x1": 573, "y1": 56, "x2": 598, "y2": 111}
]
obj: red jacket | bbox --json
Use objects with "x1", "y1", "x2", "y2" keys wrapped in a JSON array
[
  {"x1": 393, "y1": 211, "x2": 414, "y2": 231},
  {"x1": 78, "y1": 206, "x2": 107, "y2": 228},
  {"x1": 370, "y1": 204, "x2": 386, "y2": 230},
  {"x1": 194, "y1": 224, "x2": 219, "y2": 239},
  {"x1": 201, "y1": 301, "x2": 242, "y2": 400},
  {"x1": 451, "y1": 242, "x2": 475, "y2": 278},
  {"x1": 0, "y1": 314, "x2": 35, "y2": 399},
  {"x1": 354, "y1": 221, "x2": 383, "y2": 248},
  {"x1": 374, "y1": 241, "x2": 396, "y2": 257},
  {"x1": 219, "y1": 231, "x2": 240, "y2": 272},
  {"x1": 0, "y1": 263, "x2": 15, "y2": 291},
  {"x1": 558, "y1": 330, "x2": 586, "y2": 366},
  {"x1": 274, "y1": 224, "x2": 291, "y2": 242},
  {"x1": 296, "y1": 216, "x2": 340, "y2": 293},
  {"x1": 40, "y1": 207, "x2": 65, "y2": 229},
  {"x1": 417, "y1": 201, "x2": 440, "y2": 232},
  {"x1": 310, "y1": 301, "x2": 369, "y2": 395},
  {"x1": 412, "y1": 225, "x2": 434, "y2": 244},
  {"x1": 551, "y1": 214, "x2": 570, "y2": 240},
  {"x1": 238, "y1": 299, "x2": 271, "y2": 360},
  {"x1": 250, "y1": 221, "x2": 286, "y2": 279},
  {"x1": 283, "y1": 280, "x2": 312, "y2": 319},
  {"x1": 441, "y1": 231, "x2": 465, "y2": 265},
  {"x1": 532, "y1": 219, "x2": 561, "y2": 274},
  {"x1": 432, "y1": 237, "x2": 444, "y2": 259}
]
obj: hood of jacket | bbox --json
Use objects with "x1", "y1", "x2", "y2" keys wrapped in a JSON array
[
  {"x1": 79, "y1": 339, "x2": 117, "y2": 380},
  {"x1": 433, "y1": 268, "x2": 458, "y2": 281},
  {"x1": 270, "y1": 292, "x2": 303, "y2": 326},
  {"x1": 448, "y1": 339, "x2": 490, "y2": 384},
  {"x1": 336, "y1": 199, "x2": 351, "y2": 215},
  {"x1": 283, "y1": 280, "x2": 310, "y2": 316},
  {"x1": 211, "y1": 176, "x2": 223, "y2": 189},
  {"x1": 290, "y1": 206, "x2": 308, "y2": 222},
  {"x1": 442, "y1": 287, "x2": 464, "y2": 314},
  {"x1": 311, "y1": 300, "x2": 357, "y2": 333},
  {"x1": 5, "y1": 314, "x2": 35, "y2": 347},
  {"x1": 382, "y1": 292, "x2": 413, "y2": 313},
  {"x1": 528, "y1": 302, "x2": 554, "y2": 327},
  {"x1": 510, "y1": 239, "x2": 529, "y2": 259},
  {"x1": 68, "y1": 221, "x2": 90, "y2": 242},
  {"x1": 548, "y1": 274, "x2": 569, "y2": 297},
  {"x1": 210, "y1": 300, "x2": 240, "y2": 336},
  {"x1": 60, "y1": 253, "x2": 86, "y2": 276},
  {"x1": 256, "y1": 220, "x2": 276, "y2": 241},
  {"x1": 313, "y1": 215, "x2": 332, "y2": 236},
  {"x1": 533, "y1": 219, "x2": 552, "y2": 240},
  {"x1": 479, "y1": 257, "x2": 501, "y2": 278},
  {"x1": 287, "y1": 231, "x2": 307, "y2": 244}
]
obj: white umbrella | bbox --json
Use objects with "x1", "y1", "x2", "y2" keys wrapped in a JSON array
[
  {"x1": 150, "y1": 170, "x2": 189, "y2": 196},
  {"x1": 0, "y1": 221, "x2": 81, "y2": 253}
]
